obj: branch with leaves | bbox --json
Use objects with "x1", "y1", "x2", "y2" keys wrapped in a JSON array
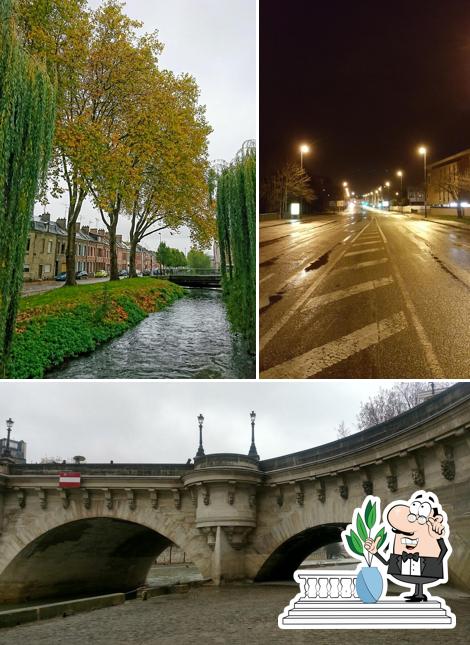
[{"x1": 344, "y1": 499, "x2": 387, "y2": 567}]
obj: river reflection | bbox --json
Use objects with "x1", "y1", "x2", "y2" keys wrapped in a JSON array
[{"x1": 47, "y1": 289, "x2": 255, "y2": 379}]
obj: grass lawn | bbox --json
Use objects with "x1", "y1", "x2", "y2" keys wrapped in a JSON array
[{"x1": 8, "y1": 278, "x2": 184, "y2": 378}]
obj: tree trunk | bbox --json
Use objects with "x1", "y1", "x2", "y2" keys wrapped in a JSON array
[
  {"x1": 108, "y1": 224, "x2": 119, "y2": 281},
  {"x1": 128, "y1": 238, "x2": 138, "y2": 278},
  {"x1": 65, "y1": 225, "x2": 77, "y2": 286},
  {"x1": 457, "y1": 205, "x2": 463, "y2": 218}
]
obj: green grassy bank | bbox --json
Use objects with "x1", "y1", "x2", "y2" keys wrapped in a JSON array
[{"x1": 7, "y1": 278, "x2": 184, "y2": 378}]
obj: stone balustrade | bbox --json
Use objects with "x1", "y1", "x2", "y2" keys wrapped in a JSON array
[{"x1": 295, "y1": 570, "x2": 359, "y2": 600}]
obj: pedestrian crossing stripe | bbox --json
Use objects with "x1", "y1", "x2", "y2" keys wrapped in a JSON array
[{"x1": 261, "y1": 312, "x2": 408, "y2": 378}]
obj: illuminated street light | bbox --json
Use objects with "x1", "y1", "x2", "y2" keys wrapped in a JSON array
[
  {"x1": 342, "y1": 181, "x2": 348, "y2": 187},
  {"x1": 299, "y1": 144, "x2": 310, "y2": 169},
  {"x1": 418, "y1": 146, "x2": 428, "y2": 217},
  {"x1": 396, "y1": 170, "x2": 404, "y2": 200},
  {"x1": 385, "y1": 181, "x2": 390, "y2": 187}
]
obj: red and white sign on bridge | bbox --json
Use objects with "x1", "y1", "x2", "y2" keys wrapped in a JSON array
[{"x1": 58, "y1": 472, "x2": 81, "y2": 488}]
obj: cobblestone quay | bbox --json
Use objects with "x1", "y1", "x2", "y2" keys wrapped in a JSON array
[{"x1": 0, "y1": 587, "x2": 469, "y2": 645}]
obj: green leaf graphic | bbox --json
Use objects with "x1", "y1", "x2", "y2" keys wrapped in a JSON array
[
  {"x1": 356, "y1": 513, "x2": 368, "y2": 542},
  {"x1": 374, "y1": 527, "x2": 387, "y2": 549},
  {"x1": 346, "y1": 530, "x2": 364, "y2": 556},
  {"x1": 365, "y1": 500, "x2": 376, "y2": 529}
]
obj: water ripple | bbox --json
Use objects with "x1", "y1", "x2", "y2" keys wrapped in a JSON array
[{"x1": 47, "y1": 289, "x2": 255, "y2": 379}]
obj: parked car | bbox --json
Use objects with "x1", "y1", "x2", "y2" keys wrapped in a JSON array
[
  {"x1": 75, "y1": 270, "x2": 88, "y2": 279},
  {"x1": 55, "y1": 272, "x2": 67, "y2": 281},
  {"x1": 119, "y1": 269, "x2": 129, "y2": 277},
  {"x1": 95, "y1": 270, "x2": 108, "y2": 278},
  {"x1": 142, "y1": 269, "x2": 151, "y2": 276}
]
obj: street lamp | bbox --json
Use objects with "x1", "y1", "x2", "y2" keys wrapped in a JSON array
[
  {"x1": 418, "y1": 146, "x2": 428, "y2": 217},
  {"x1": 248, "y1": 410, "x2": 259, "y2": 460},
  {"x1": 396, "y1": 170, "x2": 403, "y2": 200},
  {"x1": 299, "y1": 144, "x2": 310, "y2": 170},
  {"x1": 3, "y1": 418, "x2": 14, "y2": 457},
  {"x1": 196, "y1": 413, "x2": 205, "y2": 457}
]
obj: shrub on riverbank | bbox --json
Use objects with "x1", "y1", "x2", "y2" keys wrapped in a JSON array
[{"x1": 7, "y1": 278, "x2": 184, "y2": 378}]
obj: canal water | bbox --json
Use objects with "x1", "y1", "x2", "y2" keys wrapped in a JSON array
[{"x1": 47, "y1": 288, "x2": 255, "y2": 379}]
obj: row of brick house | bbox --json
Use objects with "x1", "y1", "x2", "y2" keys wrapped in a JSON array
[{"x1": 23, "y1": 214, "x2": 156, "y2": 281}]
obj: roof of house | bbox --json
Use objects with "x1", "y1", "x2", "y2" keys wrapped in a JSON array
[{"x1": 428, "y1": 147, "x2": 470, "y2": 169}]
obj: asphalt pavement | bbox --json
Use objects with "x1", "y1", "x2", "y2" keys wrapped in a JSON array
[{"x1": 260, "y1": 206, "x2": 470, "y2": 378}]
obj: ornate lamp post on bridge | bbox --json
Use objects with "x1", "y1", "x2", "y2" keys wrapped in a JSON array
[
  {"x1": 196, "y1": 413, "x2": 205, "y2": 457},
  {"x1": 2, "y1": 418, "x2": 14, "y2": 457},
  {"x1": 248, "y1": 410, "x2": 259, "y2": 460}
]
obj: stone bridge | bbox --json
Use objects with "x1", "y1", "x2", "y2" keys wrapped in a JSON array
[{"x1": 1, "y1": 383, "x2": 469, "y2": 602}]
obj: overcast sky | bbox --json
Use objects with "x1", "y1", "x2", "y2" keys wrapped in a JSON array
[
  {"x1": 0, "y1": 380, "x2": 415, "y2": 464},
  {"x1": 35, "y1": 0, "x2": 256, "y2": 253}
]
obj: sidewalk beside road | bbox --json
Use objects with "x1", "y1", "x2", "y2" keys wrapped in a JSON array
[{"x1": 364, "y1": 205, "x2": 470, "y2": 230}]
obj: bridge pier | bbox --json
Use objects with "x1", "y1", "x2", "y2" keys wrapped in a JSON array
[{"x1": 183, "y1": 454, "x2": 261, "y2": 583}]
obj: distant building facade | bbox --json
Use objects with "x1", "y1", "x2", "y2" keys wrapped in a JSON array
[
  {"x1": 428, "y1": 148, "x2": 470, "y2": 207},
  {"x1": 24, "y1": 215, "x2": 155, "y2": 281},
  {"x1": 0, "y1": 438, "x2": 26, "y2": 463}
]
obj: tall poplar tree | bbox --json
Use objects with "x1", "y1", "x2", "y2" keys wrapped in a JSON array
[{"x1": 0, "y1": 0, "x2": 56, "y2": 374}]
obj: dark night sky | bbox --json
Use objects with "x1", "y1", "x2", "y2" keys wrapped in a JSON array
[{"x1": 260, "y1": 0, "x2": 470, "y2": 194}]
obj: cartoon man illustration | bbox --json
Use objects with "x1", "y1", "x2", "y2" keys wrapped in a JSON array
[{"x1": 365, "y1": 491, "x2": 450, "y2": 603}]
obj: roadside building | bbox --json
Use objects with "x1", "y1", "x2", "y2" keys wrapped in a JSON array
[
  {"x1": 135, "y1": 245, "x2": 155, "y2": 274},
  {"x1": 89, "y1": 228, "x2": 110, "y2": 274},
  {"x1": 116, "y1": 236, "x2": 130, "y2": 273},
  {"x1": 428, "y1": 147, "x2": 470, "y2": 208},
  {"x1": 407, "y1": 186, "x2": 425, "y2": 205},
  {"x1": 24, "y1": 215, "x2": 66, "y2": 281}
]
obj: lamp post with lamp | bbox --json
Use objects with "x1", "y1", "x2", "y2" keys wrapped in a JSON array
[
  {"x1": 418, "y1": 146, "x2": 428, "y2": 217},
  {"x1": 2, "y1": 418, "x2": 14, "y2": 458},
  {"x1": 396, "y1": 170, "x2": 403, "y2": 202},
  {"x1": 196, "y1": 413, "x2": 205, "y2": 457},
  {"x1": 248, "y1": 411, "x2": 259, "y2": 460}
]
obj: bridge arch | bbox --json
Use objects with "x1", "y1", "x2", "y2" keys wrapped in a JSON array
[
  {"x1": 0, "y1": 509, "x2": 208, "y2": 603},
  {"x1": 254, "y1": 522, "x2": 347, "y2": 582}
]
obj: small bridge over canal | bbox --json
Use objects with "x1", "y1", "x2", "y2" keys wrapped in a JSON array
[
  {"x1": 156, "y1": 270, "x2": 221, "y2": 288},
  {"x1": 1, "y1": 384, "x2": 469, "y2": 603}
]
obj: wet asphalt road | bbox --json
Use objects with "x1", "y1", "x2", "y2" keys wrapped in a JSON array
[{"x1": 260, "y1": 207, "x2": 470, "y2": 378}]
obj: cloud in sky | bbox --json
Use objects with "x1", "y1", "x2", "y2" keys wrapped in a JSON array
[
  {"x1": 2, "y1": 380, "x2": 400, "y2": 464},
  {"x1": 37, "y1": 0, "x2": 256, "y2": 251}
]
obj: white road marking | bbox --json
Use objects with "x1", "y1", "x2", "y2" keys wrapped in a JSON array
[
  {"x1": 303, "y1": 276, "x2": 394, "y2": 310},
  {"x1": 331, "y1": 258, "x2": 389, "y2": 273},
  {"x1": 345, "y1": 247, "x2": 383, "y2": 256},
  {"x1": 374, "y1": 218, "x2": 444, "y2": 377},
  {"x1": 259, "y1": 223, "x2": 371, "y2": 350},
  {"x1": 352, "y1": 240, "x2": 382, "y2": 247},
  {"x1": 261, "y1": 312, "x2": 408, "y2": 379},
  {"x1": 260, "y1": 272, "x2": 275, "y2": 284}
]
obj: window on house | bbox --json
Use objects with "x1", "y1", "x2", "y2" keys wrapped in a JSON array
[
  {"x1": 23, "y1": 265, "x2": 30, "y2": 273},
  {"x1": 41, "y1": 239, "x2": 45, "y2": 253},
  {"x1": 43, "y1": 264, "x2": 51, "y2": 274},
  {"x1": 47, "y1": 240, "x2": 53, "y2": 254},
  {"x1": 26, "y1": 238, "x2": 31, "y2": 252}
]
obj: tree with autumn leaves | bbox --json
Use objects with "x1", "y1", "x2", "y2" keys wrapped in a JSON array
[{"x1": 16, "y1": 0, "x2": 213, "y2": 284}]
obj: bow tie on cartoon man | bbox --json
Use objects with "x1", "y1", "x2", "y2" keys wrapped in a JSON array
[{"x1": 365, "y1": 492, "x2": 448, "y2": 602}]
